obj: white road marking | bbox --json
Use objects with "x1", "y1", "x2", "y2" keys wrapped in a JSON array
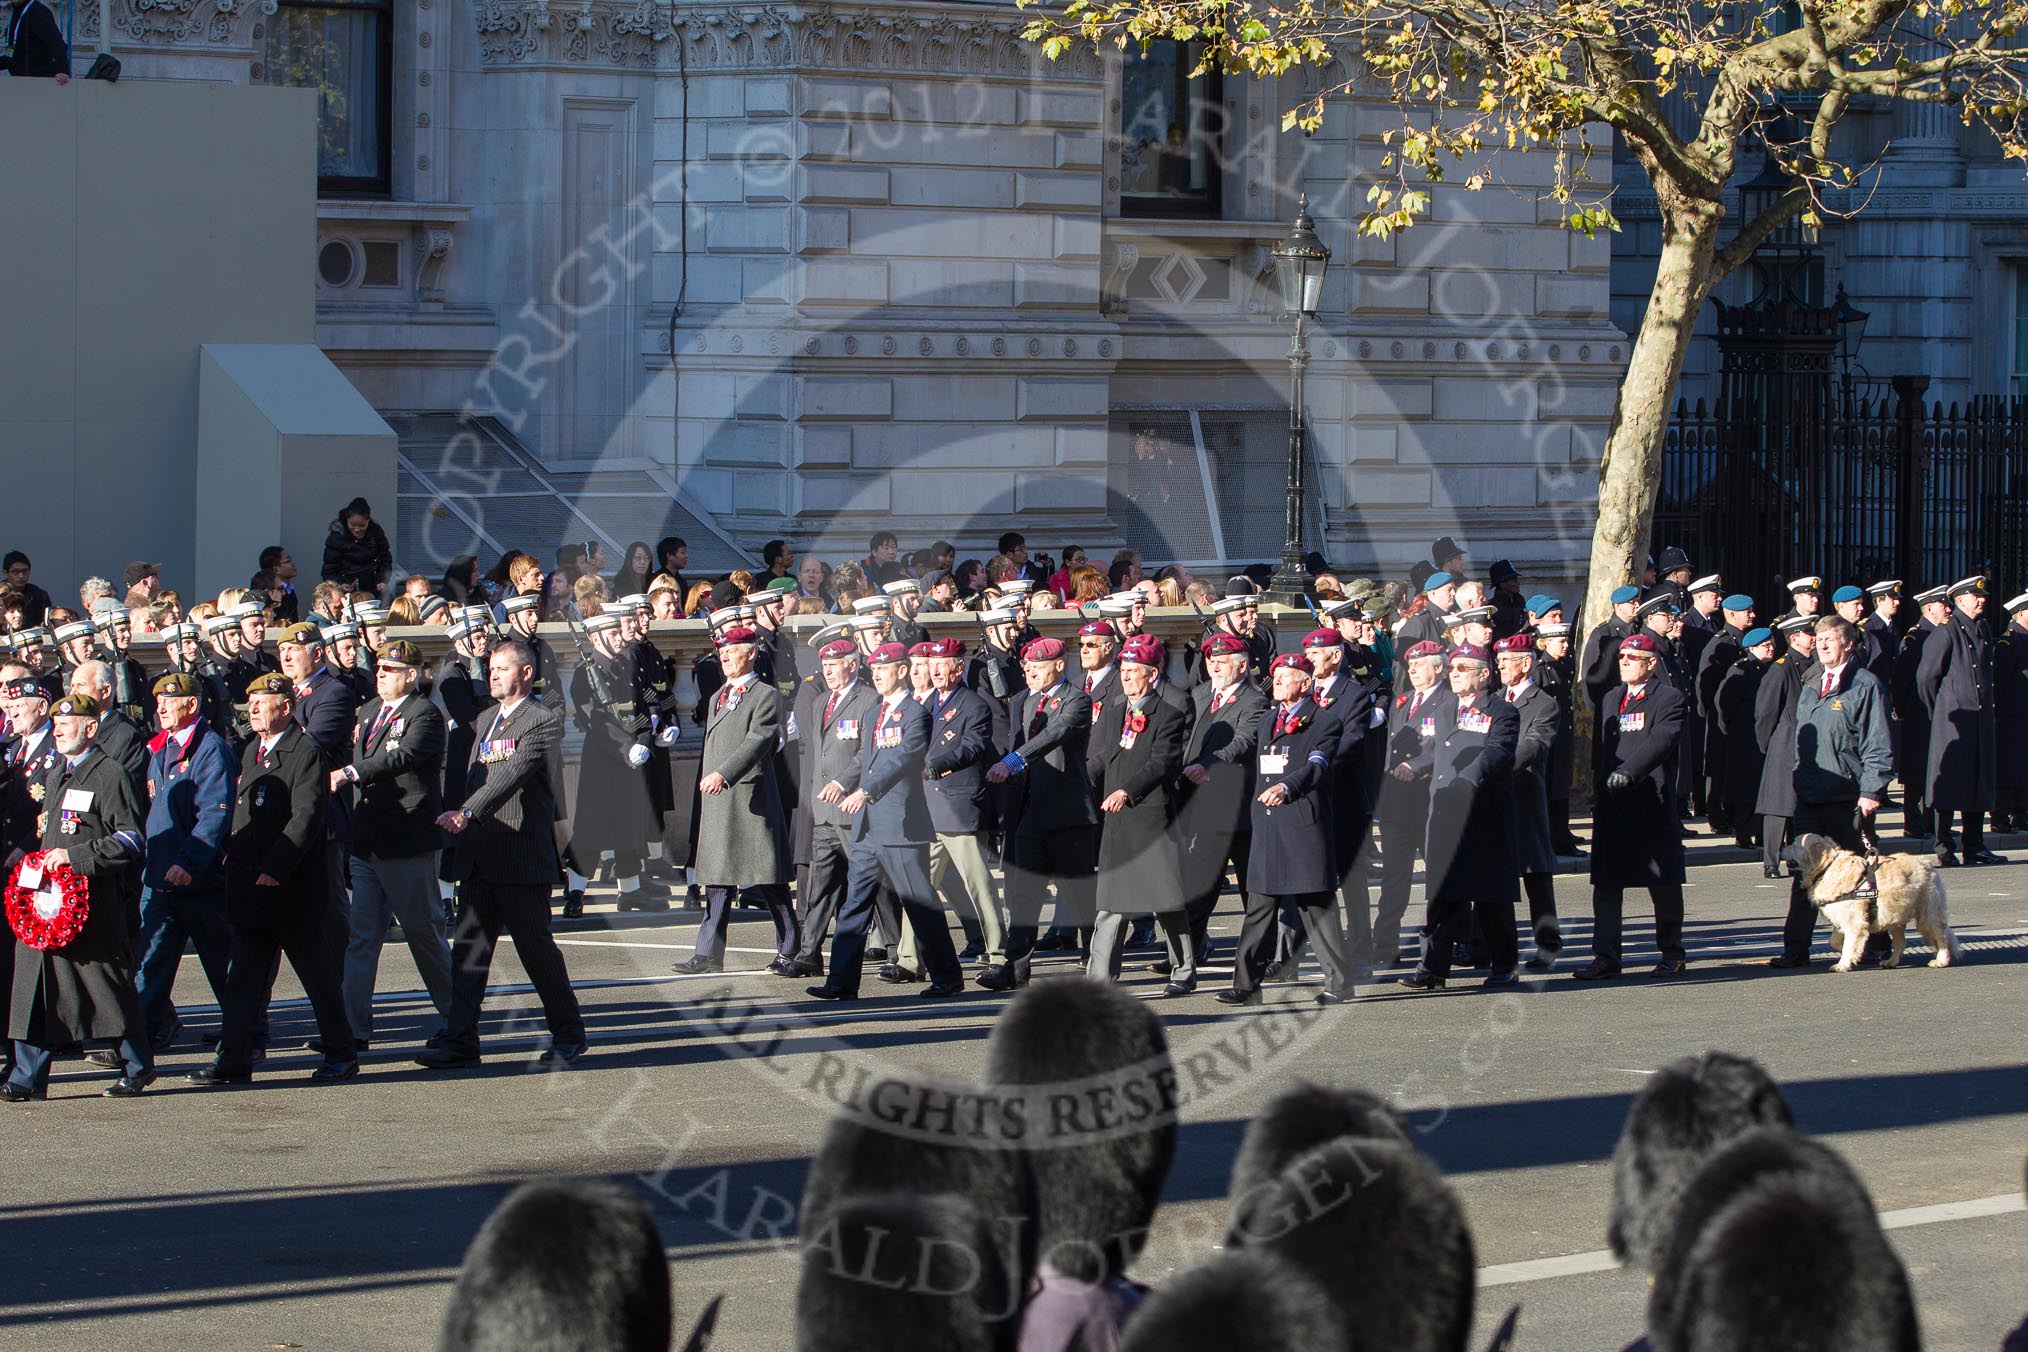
[{"x1": 1479, "y1": 1193, "x2": 2025, "y2": 1287}]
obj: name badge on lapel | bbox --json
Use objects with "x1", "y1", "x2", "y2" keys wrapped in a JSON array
[{"x1": 62, "y1": 788, "x2": 94, "y2": 811}]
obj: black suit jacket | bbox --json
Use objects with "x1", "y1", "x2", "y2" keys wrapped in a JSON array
[
  {"x1": 1176, "y1": 678, "x2": 1267, "y2": 838},
  {"x1": 93, "y1": 710, "x2": 150, "y2": 801},
  {"x1": 922, "y1": 684, "x2": 996, "y2": 834},
  {"x1": 449, "y1": 697, "x2": 565, "y2": 885},
  {"x1": 227, "y1": 726, "x2": 332, "y2": 927},
  {"x1": 436, "y1": 657, "x2": 494, "y2": 809},
  {"x1": 348, "y1": 692, "x2": 445, "y2": 859},
  {"x1": 2, "y1": 0, "x2": 66, "y2": 77},
  {"x1": 1005, "y1": 682, "x2": 1097, "y2": 836}
]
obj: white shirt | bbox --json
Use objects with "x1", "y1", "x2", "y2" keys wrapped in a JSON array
[{"x1": 1504, "y1": 678, "x2": 1534, "y2": 702}]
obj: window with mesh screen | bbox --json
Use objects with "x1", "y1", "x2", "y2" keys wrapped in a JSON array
[
  {"x1": 1200, "y1": 411, "x2": 1326, "y2": 563},
  {"x1": 1108, "y1": 413, "x2": 1215, "y2": 562}
]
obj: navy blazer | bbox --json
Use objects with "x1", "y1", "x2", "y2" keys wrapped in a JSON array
[
  {"x1": 143, "y1": 721, "x2": 239, "y2": 892},
  {"x1": 292, "y1": 665, "x2": 360, "y2": 769},
  {"x1": 922, "y1": 684, "x2": 996, "y2": 834},
  {"x1": 852, "y1": 694, "x2": 934, "y2": 847}
]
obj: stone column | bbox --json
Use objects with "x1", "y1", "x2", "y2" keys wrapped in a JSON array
[{"x1": 1886, "y1": 38, "x2": 1964, "y2": 185}]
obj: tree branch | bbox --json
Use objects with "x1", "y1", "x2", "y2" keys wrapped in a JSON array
[{"x1": 1712, "y1": 183, "x2": 1810, "y2": 278}]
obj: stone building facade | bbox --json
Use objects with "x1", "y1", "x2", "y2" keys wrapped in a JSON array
[{"x1": 88, "y1": 0, "x2": 1628, "y2": 583}]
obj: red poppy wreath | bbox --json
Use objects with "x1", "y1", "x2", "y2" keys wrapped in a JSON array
[{"x1": 6, "y1": 851, "x2": 89, "y2": 951}]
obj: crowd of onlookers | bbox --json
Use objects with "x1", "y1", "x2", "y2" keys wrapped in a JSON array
[{"x1": 434, "y1": 981, "x2": 2028, "y2": 1351}]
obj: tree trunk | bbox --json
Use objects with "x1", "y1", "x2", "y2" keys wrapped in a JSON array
[{"x1": 1571, "y1": 206, "x2": 1722, "y2": 805}]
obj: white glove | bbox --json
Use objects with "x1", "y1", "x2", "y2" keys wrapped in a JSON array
[
  {"x1": 1369, "y1": 706, "x2": 1387, "y2": 728},
  {"x1": 626, "y1": 743, "x2": 651, "y2": 769},
  {"x1": 656, "y1": 725, "x2": 678, "y2": 747}
]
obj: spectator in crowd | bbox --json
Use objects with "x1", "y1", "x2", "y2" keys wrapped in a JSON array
[
  {"x1": 1047, "y1": 546, "x2": 1087, "y2": 601},
  {"x1": 655, "y1": 537, "x2": 689, "y2": 598},
  {"x1": 257, "y1": 545, "x2": 301, "y2": 621},
  {"x1": 609, "y1": 541, "x2": 655, "y2": 598},
  {"x1": 321, "y1": 498, "x2": 393, "y2": 598},
  {"x1": 681, "y1": 581, "x2": 714, "y2": 616},
  {"x1": 794, "y1": 555, "x2": 829, "y2": 603},
  {"x1": 78, "y1": 576, "x2": 113, "y2": 616},
  {"x1": 863, "y1": 531, "x2": 900, "y2": 576},
  {"x1": 1, "y1": 0, "x2": 69, "y2": 79},
  {"x1": 953, "y1": 558, "x2": 985, "y2": 601},
  {"x1": 122, "y1": 561, "x2": 163, "y2": 611},
  {"x1": 400, "y1": 574, "x2": 434, "y2": 603},
  {"x1": 440, "y1": 554, "x2": 481, "y2": 606},
  {"x1": 760, "y1": 539, "x2": 794, "y2": 586}
]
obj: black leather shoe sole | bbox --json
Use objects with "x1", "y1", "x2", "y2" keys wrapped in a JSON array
[
  {"x1": 806, "y1": 985, "x2": 858, "y2": 1001},
  {"x1": 0, "y1": 1083, "x2": 47, "y2": 1102},
  {"x1": 876, "y1": 965, "x2": 925, "y2": 984},
  {"x1": 186, "y1": 1067, "x2": 254, "y2": 1086},
  {"x1": 918, "y1": 982, "x2": 965, "y2": 999},
  {"x1": 104, "y1": 1071, "x2": 159, "y2": 1097},
  {"x1": 1214, "y1": 989, "x2": 1261, "y2": 1006},
  {"x1": 412, "y1": 1050, "x2": 482, "y2": 1069}
]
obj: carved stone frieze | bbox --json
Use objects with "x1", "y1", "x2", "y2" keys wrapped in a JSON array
[
  {"x1": 471, "y1": 1, "x2": 1102, "y2": 80},
  {"x1": 79, "y1": 0, "x2": 277, "y2": 49}
]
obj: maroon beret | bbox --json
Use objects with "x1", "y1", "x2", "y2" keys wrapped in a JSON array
[
  {"x1": 907, "y1": 641, "x2": 935, "y2": 658},
  {"x1": 1492, "y1": 633, "x2": 1536, "y2": 655},
  {"x1": 1077, "y1": 620, "x2": 1117, "y2": 639},
  {"x1": 1448, "y1": 643, "x2": 1492, "y2": 666},
  {"x1": 1020, "y1": 637, "x2": 1066, "y2": 662},
  {"x1": 926, "y1": 637, "x2": 967, "y2": 659},
  {"x1": 1403, "y1": 640, "x2": 1445, "y2": 660},
  {"x1": 818, "y1": 639, "x2": 857, "y2": 661},
  {"x1": 1200, "y1": 632, "x2": 1247, "y2": 658},
  {"x1": 868, "y1": 642, "x2": 909, "y2": 665},
  {"x1": 1300, "y1": 628, "x2": 1343, "y2": 649},
  {"x1": 716, "y1": 626, "x2": 759, "y2": 647},
  {"x1": 1619, "y1": 632, "x2": 1661, "y2": 656},
  {"x1": 1119, "y1": 634, "x2": 1166, "y2": 668},
  {"x1": 1268, "y1": 652, "x2": 1313, "y2": 676}
]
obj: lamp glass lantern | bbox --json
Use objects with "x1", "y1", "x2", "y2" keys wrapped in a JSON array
[{"x1": 1273, "y1": 196, "x2": 1330, "y2": 318}]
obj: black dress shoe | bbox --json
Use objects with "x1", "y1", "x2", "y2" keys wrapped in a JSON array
[
  {"x1": 1935, "y1": 847, "x2": 1961, "y2": 868},
  {"x1": 877, "y1": 963, "x2": 924, "y2": 984},
  {"x1": 1765, "y1": 954, "x2": 1811, "y2": 969},
  {"x1": 1570, "y1": 959, "x2": 1622, "y2": 981},
  {"x1": 0, "y1": 1082, "x2": 46, "y2": 1102},
  {"x1": 305, "y1": 1037, "x2": 368, "y2": 1054},
  {"x1": 625, "y1": 894, "x2": 671, "y2": 912},
  {"x1": 864, "y1": 945, "x2": 889, "y2": 962},
  {"x1": 1314, "y1": 989, "x2": 1353, "y2": 1006},
  {"x1": 562, "y1": 889, "x2": 586, "y2": 918},
  {"x1": 537, "y1": 1041, "x2": 588, "y2": 1065},
  {"x1": 1262, "y1": 959, "x2": 1296, "y2": 983},
  {"x1": 1146, "y1": 958, "x2": 1173, "y2": 975},
  {"x1": 1160, "y1": 980, "x2": 1197, "y2": 998},
  {"x1": 413, "y1": 1047, "x2": 482, "y2": 1069},
  {"x1": 1214, "y1": 988, "x2": 1262, "y2": 1006},
  {"x1": 974, "y1": 965, "x2": 1024, "y2": 991},
  {"x1": 1483, "y1": 970, "x2": 1519, "y2": 987},
  {"x1": 1649, "y1": 957, "x2": 1689, "y2": 978},
  {"x1": 1762, "y1": 863, "x2": 1784, "y2": 879},
  {"x1": 148, "y1": 1016, "x2": 184, "y2": 1053},
  {"x1": 766, "y1": 957, "x2": 799, "y2": 977},
  {"x1": 1968, "y1": 849, "x2": 2007, "y2": 866},
  {"x1": 1396, "y1": 971, "x2": 1447, "y2": 991},
  {"x1": 309, "y1": 1060, "x2": 360, "y2": 1083},
  {"x1": 672, "y1": 955, "x2": 723, "y2": 975},
  {"x1": 806, "y1": 984, "x2": 858, "y2": 1001},
  {"x1": 918, "y1": 981, "x2": 965, "y2": 999},
  {"x1": 85, "y1": 1049, "x2": 123, "y2": 1069},
  {"x1": 186, "y1": 1063, "x2": 254, "y2": 1086}
]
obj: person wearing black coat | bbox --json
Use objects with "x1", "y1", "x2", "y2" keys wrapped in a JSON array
[
  {"x1": 419, "y1": 643, "x2": 587, "y2": 1068},
  {"x1": 4, "y1": 695, "x2": 152, "y2": 1101},
  {"x1": 1693, "y1": 597, "x2": 1754, "y2": 835},
  {"x1": 333, "y1": 642, "x2": 453, "y2": 1043},
  {"x1": 1994, "y1": 592, "x2": 2028, "y2": 832},
  {"x1": 788, "y1": 639, "x2": 882, "y2": 978},
  {"x1": 920, "y1": 641, "x2": 1005, "y2": 967},
  {"x1": 1536, "y1": 622, "x2": 1582, "y2": 852},
  {"x1": 436, "y1": 615, "x2": 495, "y2": 814},
  {"x1": 1173, "y1": 633, "x2": 1267, "y2": 965},
  {"x1": 567, "y1": 615, "x2": 658, "y2": 912},
  {"x1": 68, "y1": 662, "x2": 147, "y2": 799},
  {"x1": 1399, "y1": 645, "x2": 1520, "y2": 990},
  {"x1": 1581, "y1": 587, "x2": 1642, "y2": 713},
  {"x1": 1495, "y1": 634, "x2": 1563, "y2": 965},
  {"x1": 321, "y1": 498, "x2": 394, "y2": 597},
  {"x1": 1753, "y1": 618, "x2": 1814, "y2": 877},
  {"x1": 1221, "y1": 654, "x2": 1358, "y2": 1005},
  {"x1": 980, "y1": 639, "x2": 1096, "y2": 990},
  {"x1": 188, "y1": 676, "x2": 358, "y2": 1085},
  {"x1": 1892, "y1": 589, "x2": 1948, "y2": 838},
  {"x1": 1917, "y1": 577, "x2": 2006, "y2": 866},
  {"x1": 1, "y1": 0, "x2": 69, "y2": 78},
  {"x1": 1085, "y1": 637, "x2": 1192, "y2": 987},
  {"x1": 1713, "y1": 630, "x2": 1777, "y2": 851},
  {"x1": 1372, "y1": 641, "x2": 1450, "y2": 963},
  {"x1": 1576, "y1": 635, "x2": 1690, "y2": 980}
]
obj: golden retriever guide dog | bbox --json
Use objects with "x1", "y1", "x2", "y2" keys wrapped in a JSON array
[{"x1": 1782, "y1": 834, "x2": 1964, "y2": 972}]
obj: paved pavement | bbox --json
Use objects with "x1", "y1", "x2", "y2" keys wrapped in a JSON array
[{"x1": 5, "y1": 832, "x2": 2026, "y2": 1350}]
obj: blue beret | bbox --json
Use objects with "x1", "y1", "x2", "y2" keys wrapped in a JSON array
[
  {"x1": 1526, "y1": 594, "x2": 1562, "y2": 614},
  {"x1": 1610, "y1": 585, "x2": 1640, "y2": 605},
  {"x1": 1742, "y1": 627, "x2": 1774, "y2": 647},
  {"x1": 1721, "y1": 593, "x2": 1755, "y2": 612},
  {"x1": 1831, "y1": 585, "x2": 1865, "y2": 603},
  {"x1": 1422, "y1": 571, "x2": 1457, "y2": 594}
]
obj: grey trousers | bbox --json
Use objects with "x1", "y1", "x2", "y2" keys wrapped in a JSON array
[
  {"x1": 346, "y1": 853, "x2": 455, "y2": 1040},
  {"x1": 907, "y1": 831, "x2": 1007, "y2": 965},
  {"x1": 1087, "y1": 908, "x2": 1195, "y2": 985}
]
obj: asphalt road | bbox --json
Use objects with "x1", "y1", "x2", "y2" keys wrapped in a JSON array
[{"x1": 5, "y1": 838, "x2": 2025, "y2": 1351}]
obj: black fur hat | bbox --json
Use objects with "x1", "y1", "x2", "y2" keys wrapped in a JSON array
[
  {"x1": 1230, "y1": 1137, "x2": 1474, "y2": 1352},
  {"x1": 1607, "y1": 1051, "x2": 1794, "y2": 1272},
  {"x1": 799, "y1": 1070, "x2": 1039, "y2": 1315},
  {"x1": 796, "y1": 1192, "x2": 1017, "y2": 1352},
  {"x1": 438, "y1": 1179, "x2": 672, "y2": 1352},
  {"x1": 1648, "y1": 1128, "x2": 1919, "y2": 1352},
  {"x1": 981, "y1": 981, "x2": 1177, "y2": 1284},
  {"x1": 1227, "y1": 1082, "x2": 1411, "y2": 1238},
  {"x1": 1119, "y1": 1251, "x2": 1356, "y2": 1352}
]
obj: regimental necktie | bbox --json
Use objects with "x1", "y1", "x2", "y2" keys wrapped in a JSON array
[
  {"x1": 823, "y1": 690, "x2": 840, "y2": 725},
  {"x1": 369, "y1": 704, "x2": 395, "y2": 746},
  {"x1": 1822, "y1": 671, "x2": 1835, "y2": 697}
]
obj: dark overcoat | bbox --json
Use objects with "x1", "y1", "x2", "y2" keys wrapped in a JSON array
[
  {"x1": 1713, "y1": 657, "x2": 1769, "y2": 818},
  {"x1": 1247, "y1": 696, "x2": 1337, "y2": 895},
  {"x1": 1918, "y1": 612, "x2": 1999, "y2": 812},
  {"x1": 1507, "y1": 682, "x2": 1560, "y2": 875},
  {"x1": 1891, "y1": 620, "x2": 1936, "y2": 792},
  {"x1": 226, "y1": 725, "x2": 334, "y2": 929},
  {"x1": 1996, "y1": 624, "x2": 2028, "y2": 790},
  {"x1": 1086, "y1": 688, "x2": 1187, "y2": 914},
  {"x1": 1591, "y1": 680, "x2": 1688, "y2": 887},
  {"x1": 1753, "y1": 653, "x2": 1806, "y2": 819},
  {"x1": 1423, "y1": 689, "x2": 1519, "y2": 905},
  {"x1": 569, "y1": 650, "x2": 656, "y2": 858},
  {"x1": 694, "y1": 676, "x2": 792, "y2": 888}
]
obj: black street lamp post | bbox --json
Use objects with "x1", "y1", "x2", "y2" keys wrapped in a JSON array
[{"x1": 1264, "y1": 195, "x2": 1330, "y2": 609}]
